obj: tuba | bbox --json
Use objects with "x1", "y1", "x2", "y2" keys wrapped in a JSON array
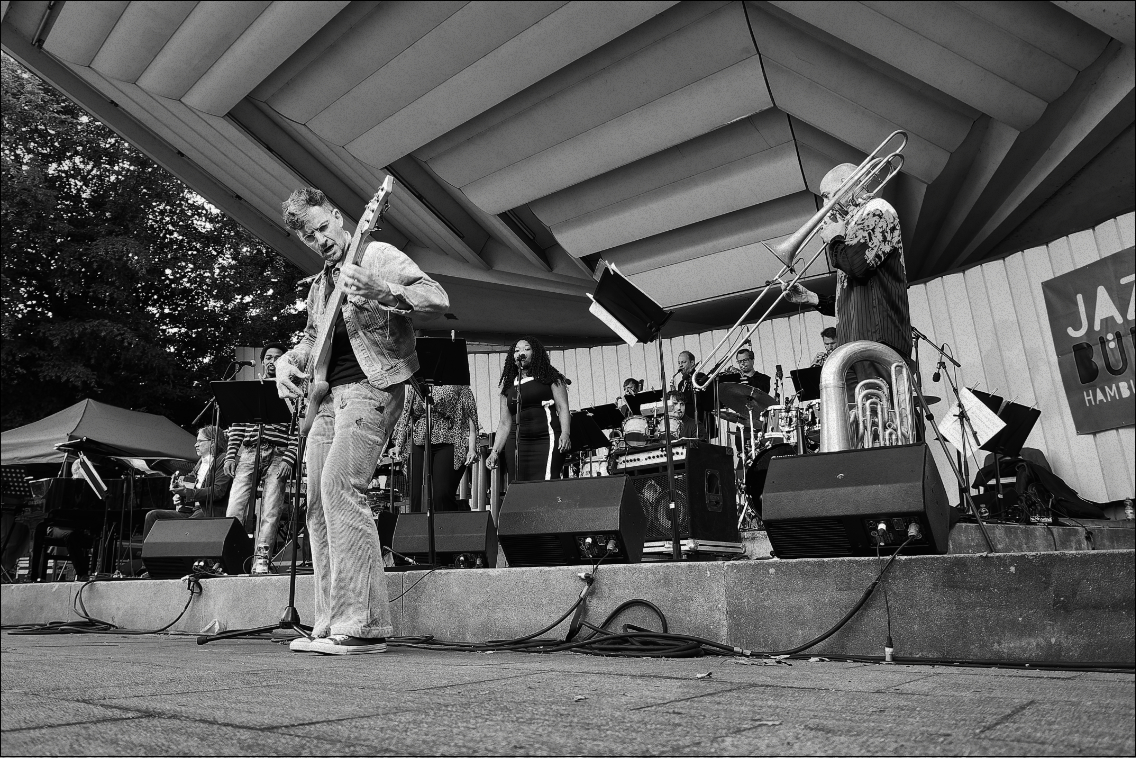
[{"x1": 819, "y1": 341, "x2": 915, "y2": 452}]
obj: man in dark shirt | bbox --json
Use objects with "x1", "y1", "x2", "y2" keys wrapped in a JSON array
[
  {"x1": 729, "y1": 348, "x2": 771, "y2": 394},
  {"x1": 275, "y1": 186, "x2": 448, "y2": 656}
]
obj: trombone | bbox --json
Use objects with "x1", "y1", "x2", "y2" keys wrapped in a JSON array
[{"x1": 692, "y1": 130, "x2": 907, "y2": 391}]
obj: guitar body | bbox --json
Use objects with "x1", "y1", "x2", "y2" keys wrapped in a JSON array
[{"x1": 298, "y1": 175, "x2": 395, "y2": 437}]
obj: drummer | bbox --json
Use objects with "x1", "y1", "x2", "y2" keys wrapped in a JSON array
[
  {"x1": 615, "y1": 378, "x2": 645, "y2": 418},
  {"x1": 664, "y1": 391, "x2": 700, "y2": 440}
]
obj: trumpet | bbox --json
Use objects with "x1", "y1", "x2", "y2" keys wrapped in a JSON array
[{"x1": 692, "y1": 131, "x2": 907, "y2": 391}]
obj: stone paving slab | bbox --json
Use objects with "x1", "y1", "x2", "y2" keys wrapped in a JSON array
[{"x1": 1, "y1": 631, "x2": 1132, "y2": 756}]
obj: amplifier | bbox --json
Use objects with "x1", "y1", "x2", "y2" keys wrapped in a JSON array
[
  {"x1": 626, "y1": 442, "x2": 741, "y2": 557},
  {"x1": 612, "y1": 442, "x2": 689, "y2": 471},
  {"x1": 142, "y1": 518, "x2": 252, "y2": 578},
  {"x1": 762, "y1": 444, "x2": 949, "y2": 559},
  {"x1": 391, "y1": 511, "x2": 497, "y2": 568}
]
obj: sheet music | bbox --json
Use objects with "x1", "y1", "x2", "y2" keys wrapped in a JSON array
[
  {"x1": 940, "y1": 387, "x2": 1005, "y2": 454},
  {"x1": 587, "y1": 295, "x2": 638, "y2": 346}
]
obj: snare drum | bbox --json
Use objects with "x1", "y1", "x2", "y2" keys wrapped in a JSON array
[
  {"x1": 760, "y1": 404, "x2": 785, "y2": 444},
  {"x1": 621, "y1": 415, "x2": 650, "y2": 447}
]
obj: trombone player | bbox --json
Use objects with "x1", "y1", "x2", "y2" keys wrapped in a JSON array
[{"x1": 783, "y1": 163, "x2": 912, "y2": 385}]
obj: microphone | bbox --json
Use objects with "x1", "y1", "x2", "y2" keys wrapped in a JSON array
[
  {"x1": 932, "y1": 360, "x2": 944, "y2": 383},
  {"x1": 235, "y1": 360, "x2": 254, "y2": 368}
]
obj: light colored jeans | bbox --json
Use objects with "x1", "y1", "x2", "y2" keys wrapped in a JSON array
[
  {"x1": 225, "y1": 445, "x2": 291, "y2": 552},
  {"x1": 306, "y1": 381, "x2": 402, "y2": 639}
]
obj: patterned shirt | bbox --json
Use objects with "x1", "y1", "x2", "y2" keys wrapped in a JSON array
[
  {"x1": 395, "y1": 384, "x2": 481, "y2": 469},
  {"x1": 225, "y1": 423, "x2": 298, "y2": 468},
  {"x1": 815, "y1": 197, "x2": 911, "y2": 358}
]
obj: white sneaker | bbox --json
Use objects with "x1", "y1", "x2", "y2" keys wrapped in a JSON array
[
  {"x1": 309, "y1": 634, "x2": 388, "y2": 655},
  {"x1": 289, "y1": 636, "x2": 316, "y2": 653},
  {"x1": 250, "y1": 547, "x2": 271, "y2": 576}
]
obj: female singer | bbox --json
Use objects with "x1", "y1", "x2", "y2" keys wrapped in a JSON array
[
  {"x1": 393, "y1": 382, "x2": 480, "y2": 512},
  {"x1": 485, "y1": 337, "x2": 572, "y2": 482}
]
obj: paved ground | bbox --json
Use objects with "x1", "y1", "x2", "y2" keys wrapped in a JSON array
[{"x1": 1, "y1": 631, "x2": 1132, "y2": 756}]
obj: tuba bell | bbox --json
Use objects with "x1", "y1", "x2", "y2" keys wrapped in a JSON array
[{"x1": 818, "y1": 340, "x2": 916, "y2": 452}]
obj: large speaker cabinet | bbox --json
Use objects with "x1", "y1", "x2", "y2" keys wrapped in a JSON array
[
  {"x1": 498, "y1": 477, "x2": 646, "y2": 566},
  {"x1": 141, "y1": 517, "x2": 252, "y2": 578},
  {"x1": 390, "y1": 511, "x2": 497, "y2": 568},
  {"x1": 625, "y1": 442, "x2": 742, "y2": 557},
  {"x1": 762, "y1": 444, "x2": 949, "y2": 559}
]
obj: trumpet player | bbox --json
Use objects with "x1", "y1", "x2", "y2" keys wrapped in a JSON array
[{"x1": 783, "y1": 163, "x2": 912, "y2": 375}]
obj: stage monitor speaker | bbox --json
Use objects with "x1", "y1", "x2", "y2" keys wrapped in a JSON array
[
  {"x1": 762, "y1": 443, "x2": 949, "y2": 559},
  {"x1": 391, "y1": 511, "x2": 497, "y2": 568},
  {"x1": 141, "y1": 518, "x2": 252, "y2": 578},
  {"x1": 627, "y1": 442, "x2": 741, "y2": 556},
  {"x1": 498, "y1": 477, "x2": 646, "y2": 566}
]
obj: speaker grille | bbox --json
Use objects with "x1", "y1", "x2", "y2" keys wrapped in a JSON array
[
  {"x1": 500, "y1": 533, "x2": 567, "y2": 566},
  {"x1": 630, "y1": 472, "x2": 691, "y2": 541},
  {"x1": 765, "y1": 518, "x2": 853, "y2": 558}
]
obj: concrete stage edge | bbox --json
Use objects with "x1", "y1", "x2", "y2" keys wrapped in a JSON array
[{"x1": 3, "y1": 550, "x2": 1133, "y2": 666}]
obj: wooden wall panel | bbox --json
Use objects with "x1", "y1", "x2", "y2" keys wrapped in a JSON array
[{"x1": 461, "y1": 212, "x2": 1135, "y2": 503}]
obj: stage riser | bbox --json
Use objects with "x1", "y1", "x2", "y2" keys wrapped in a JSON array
[{"x1": 2, "y1": 551, "x2": 1131, "y2": 665}]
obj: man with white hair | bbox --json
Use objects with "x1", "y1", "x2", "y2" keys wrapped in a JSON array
[{"x1": 784, "y1": 162, "x2": 911, "y2": 369}]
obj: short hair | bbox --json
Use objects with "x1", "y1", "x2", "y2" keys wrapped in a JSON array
[
  {"x1": 281, "y1": 188, "x2": 331, "y2": 231},
  {"x1": 623, "y1": 378, "x2": 643, "y2": 392},
  {"x1": 735, "y1": 348, "x2": 754, "y2": 360},
  {"x1": 679, "y1": 350, "x2": 695, "y2": 362},
  {"x1": 820, "y1": 163, "x2": 859, "y2": 198},
  {"x1": 821, "y1": 327, "x2": 837, "y2": 340},
  {"x1": 261, "y1": 342, "x2": 286, "y2": 361},
  {"x1": 666, "y1": 390, "x2": 686, "y2": 403}
]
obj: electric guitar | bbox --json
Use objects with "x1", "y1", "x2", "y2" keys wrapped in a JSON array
[{"x1": 298, "y1": 175, "x2": 394, "y2": 436}]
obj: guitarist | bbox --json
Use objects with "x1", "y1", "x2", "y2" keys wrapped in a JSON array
[{"x1": 274, "y1": 186, "x2": 449, "y2": 655}]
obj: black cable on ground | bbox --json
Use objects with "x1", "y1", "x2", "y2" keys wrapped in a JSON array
[{"x1": 3, "y1": 575, "x2": 204, "y2": 636}]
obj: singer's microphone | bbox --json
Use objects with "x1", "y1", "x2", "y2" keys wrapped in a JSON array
[{"x1": 235, "y1": 360, "x2": 254, "y2": 368}]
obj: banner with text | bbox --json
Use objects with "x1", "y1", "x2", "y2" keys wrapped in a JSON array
[{"x1": 1042, "y1": 246, "x2": 1135, "y2": 435}]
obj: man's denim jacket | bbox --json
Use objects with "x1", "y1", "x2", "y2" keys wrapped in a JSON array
[{"x1": 284, "y1": 241, "x2": 449, "y2": 389}]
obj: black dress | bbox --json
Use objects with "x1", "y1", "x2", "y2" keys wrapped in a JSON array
[{"x1": 502, "y1": 377, "x2": 565, "y2": 482}]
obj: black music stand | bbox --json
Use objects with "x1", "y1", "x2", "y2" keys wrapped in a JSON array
[
  {"x1": 790, "y1": 366, "x2": 822, "y2": 401},
  {"x1": 588, "y1": 262, "x2": 682, "y2": 559},
  {"x1": 410, "y1": 337, "x2": 471, "y2": 569},
  {"x1": 197, "y1": 385, "x2": 305, "y2": 646},
  {"x1": 211, "y1": 381, "x2": 293, "y2": 534},
  {"x1": 973, "y1": 390, "x2": 1041, "y2": 517},
  {"x1": 568, "y1": 411, "x2": 612, "y2": 455}
]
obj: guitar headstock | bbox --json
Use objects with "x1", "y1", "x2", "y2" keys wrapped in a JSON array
[{"x1": 357, "y1": 175, "x2": 395, "y2": 240}]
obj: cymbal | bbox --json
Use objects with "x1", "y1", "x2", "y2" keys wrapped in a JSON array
[
  {"x1": 921, "y1": 394, "x2": 941, "y2": 406},
  {"x1": 717, "y1": 382, "x2": 777, "y2": 415},
  {"x1": 715, "y1": 407, "x2": 754, "y2": 427}
]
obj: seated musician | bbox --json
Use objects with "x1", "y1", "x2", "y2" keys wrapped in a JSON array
[
  {"x1": 725, "y1": 348, "x2": 771, "y2": 393},
  {"x1": 664, "y1": 391, "x2": 700, "y2": 440},
  {"x1": 26, "y1": 457, "x2": 102, "y2": 581},
  {"x1": 142, "y1": 426, "x2": 232, "y2": 538},
  {"x1": 615, "y1": 378, "x2": 644, "y2": 418}
]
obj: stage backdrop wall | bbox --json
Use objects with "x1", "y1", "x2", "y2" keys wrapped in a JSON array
[{"x1": 464, "y1": 212, "x2": 1136, "y2": 506}]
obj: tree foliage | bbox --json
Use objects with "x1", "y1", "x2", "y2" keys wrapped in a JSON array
[{"x1": 1, "y1": 54, "x2": 307, "y2": 431}]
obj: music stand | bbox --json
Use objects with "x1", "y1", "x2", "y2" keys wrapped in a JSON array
[
  {"x1": 588, "y1": 262, "x2": 683, "y2": 559},
  {"x1": 790, "y1": 366, "x2": 822, "y2": 401},
  {"x1": 411, "y1": 337, "x2": 471, "y2": 569},
  {"x1": 197, "y1": 383, "x2": 303, "y2": 646},
  {"x1": 568, "y1": 411, "x2": 612, "y2": 455},
  {"x1": 973, "y1": 390, "x2": 1041, "y2": 517},
  {"x1": 211, "y1": 381, "x2": 293, "y2": 536}
]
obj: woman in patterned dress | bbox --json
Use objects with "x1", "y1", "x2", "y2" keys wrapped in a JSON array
[
  {"x1": 485, "y1": 337, "x2": 572, "y2": 482},
  {"x1": 393, "y1": 383, "x2": 480, "y2": 512}
]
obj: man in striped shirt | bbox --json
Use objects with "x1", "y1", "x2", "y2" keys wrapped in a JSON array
[
  {"x1": 785, "y1": 162, "x2": 912, "y2": 379},
  {"x1": 223, "y1": 341, "x2": 299, "y2": 576}
]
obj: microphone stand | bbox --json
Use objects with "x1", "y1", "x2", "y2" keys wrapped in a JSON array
[{"x1": 911, "y1": 329, "x2": 995, "y2": 552}]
